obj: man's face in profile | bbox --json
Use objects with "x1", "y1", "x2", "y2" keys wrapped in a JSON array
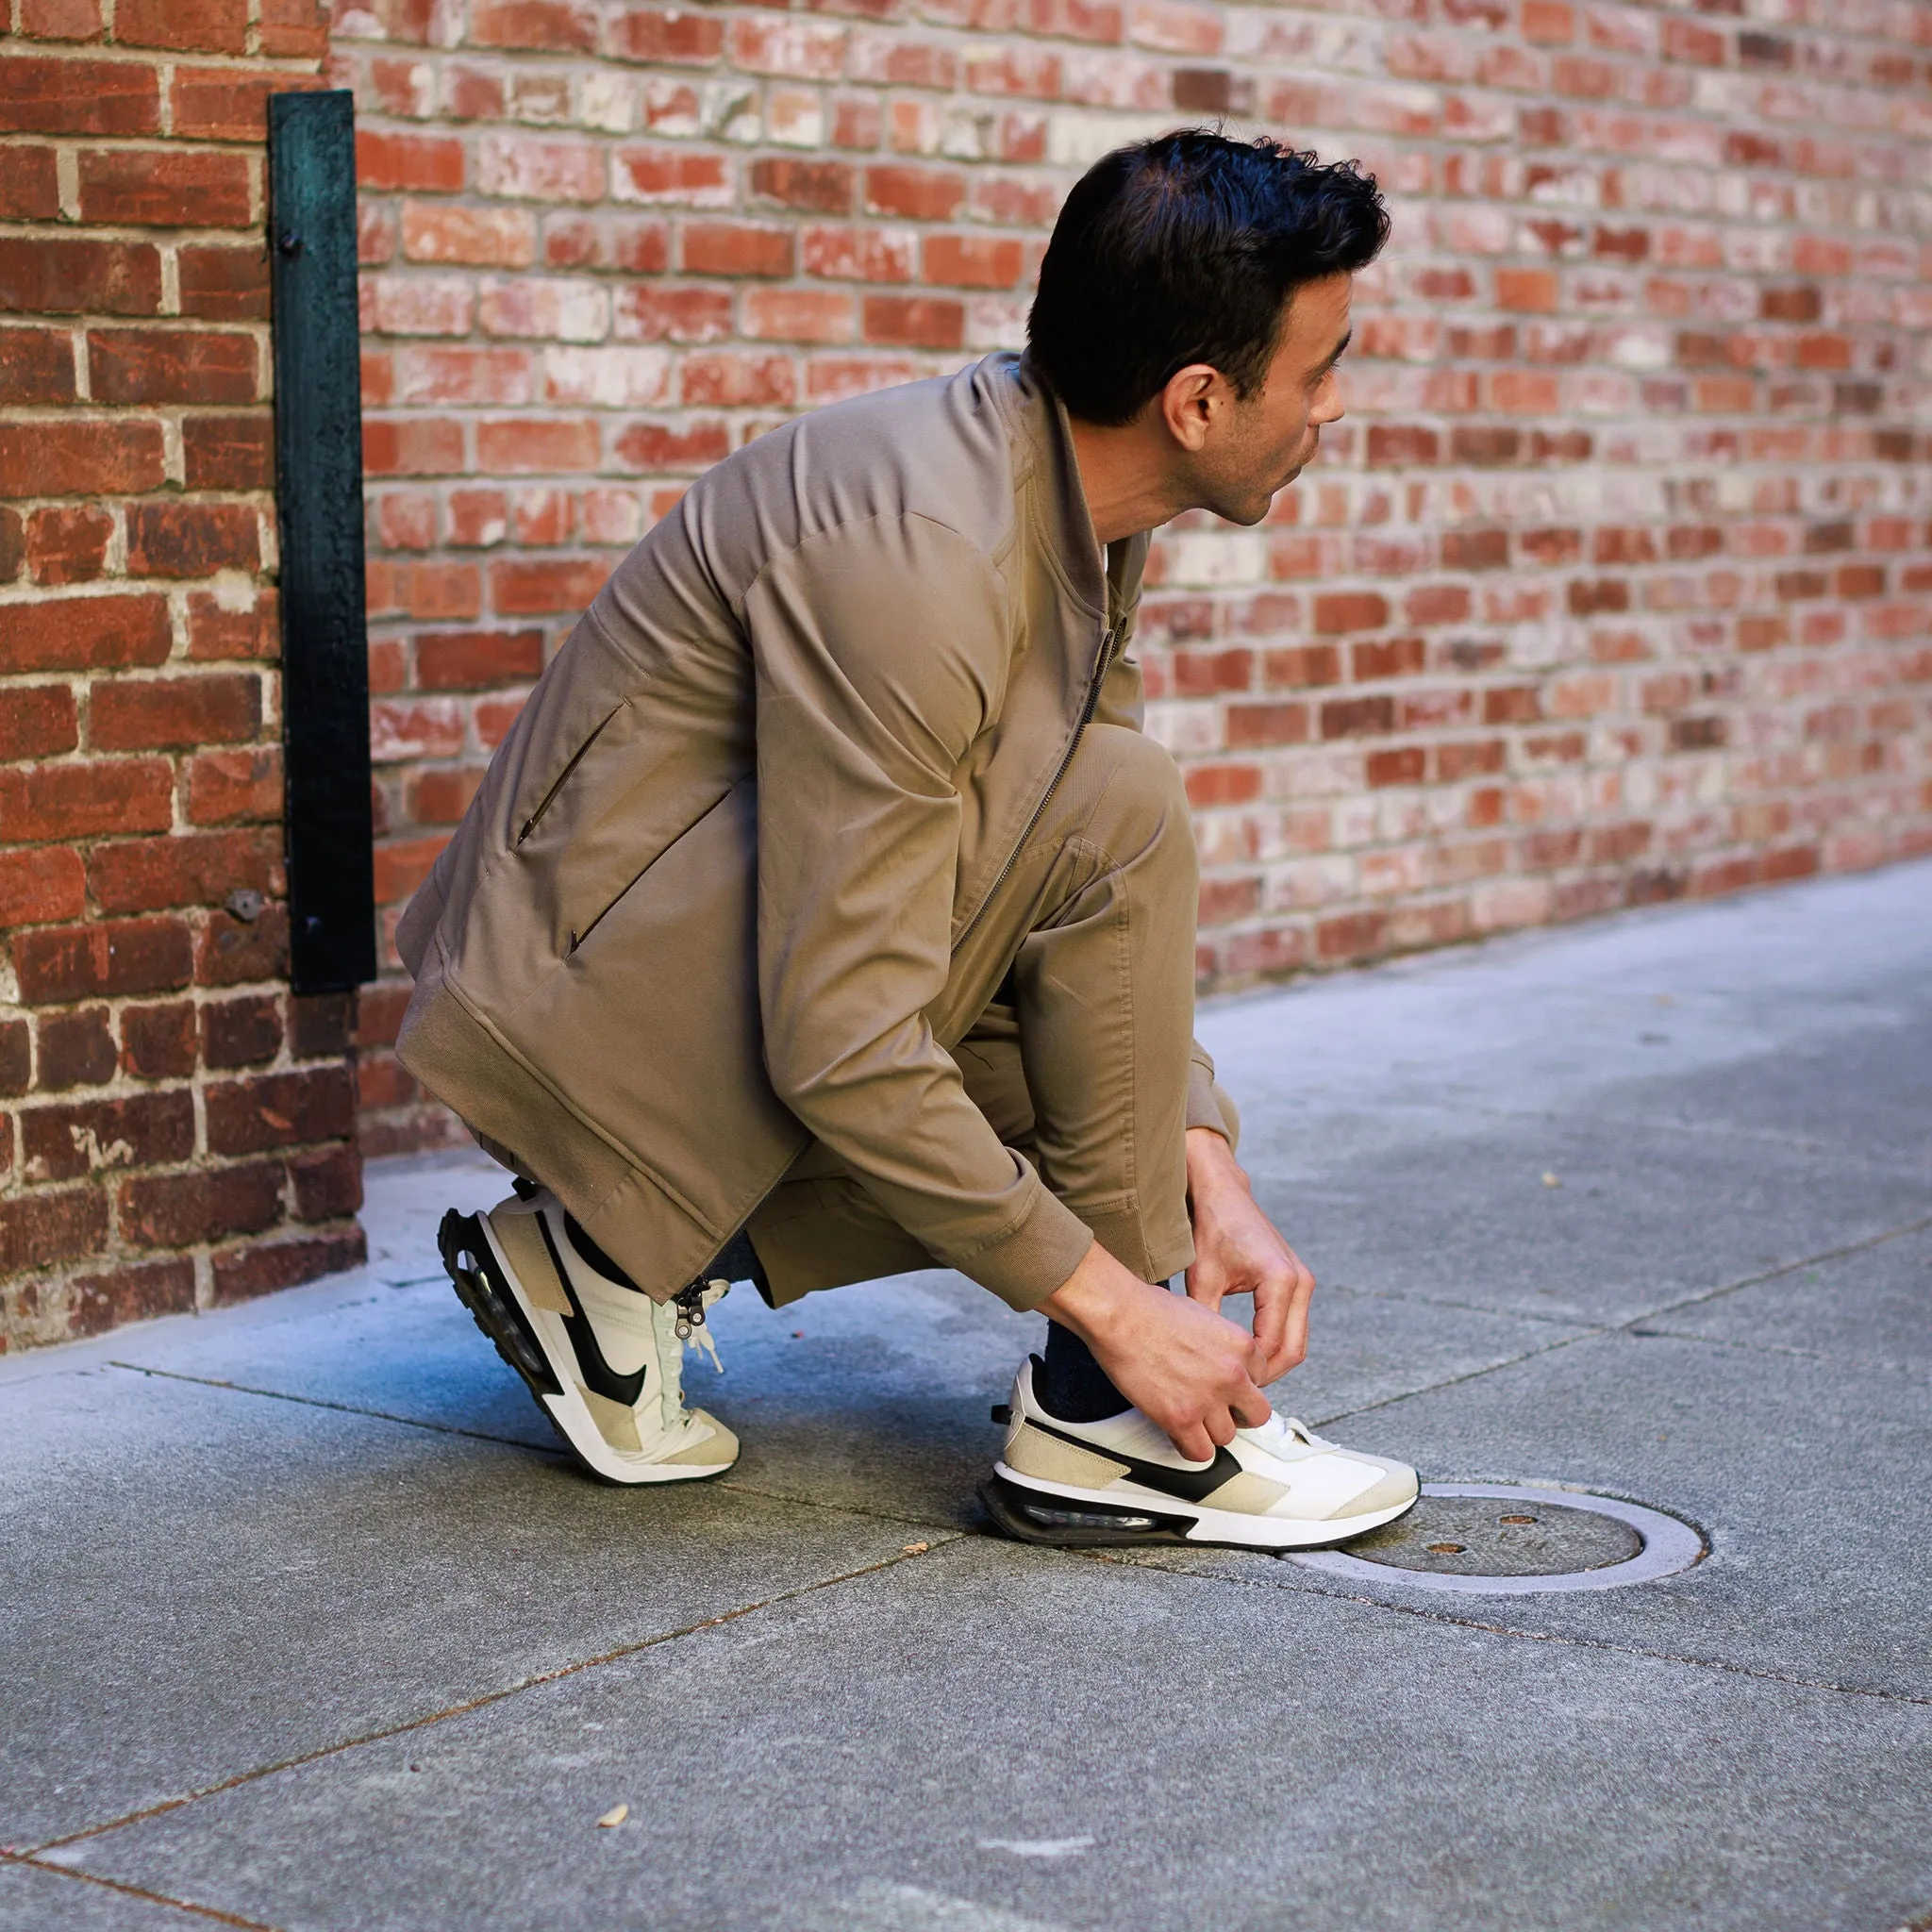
[{"x1": 1193, "y1": 271, "x2": 1354, "y2": 527}]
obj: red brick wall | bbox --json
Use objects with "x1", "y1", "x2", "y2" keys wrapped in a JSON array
[
  {"x1": 341, "y1": 0, "x2": 1932, "y2": 1153},
  {"x1": 0, "y1": 0, "x2": 366, "y2": 1349}
]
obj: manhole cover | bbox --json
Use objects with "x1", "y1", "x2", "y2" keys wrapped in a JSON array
[
  {"x1": 1288, "y1": 1482, "x2": 1706, "y2": 1595},
  {"x1": 1344, "y1": 1495, "x2": 1641, "y2": 1576}
]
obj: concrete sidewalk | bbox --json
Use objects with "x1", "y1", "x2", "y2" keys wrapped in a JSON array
[{"x1": 4, "y1": 861, "x2": 1929, "y2": 1932}]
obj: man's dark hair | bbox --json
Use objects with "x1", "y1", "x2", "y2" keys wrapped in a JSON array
[{"x1": 1027, "y1": 131, "x2": 1389, "y2": 426}]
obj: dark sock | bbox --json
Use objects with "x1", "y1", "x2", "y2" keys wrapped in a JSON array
[
  {"x1": 563, "y1": 1211, "x2": 770, "y2": 1303},
  {"x1": 1037, "y1": 1321, "x2": 1129, "y2": 1423}
]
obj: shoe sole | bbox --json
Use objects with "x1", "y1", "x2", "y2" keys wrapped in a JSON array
[
  {"x1": 987, "y1": 1460, "x2": 1419, "y2": 1551},
  {"x1": 437, "y1": 1208, "x2": 735, "y2": 1488}
]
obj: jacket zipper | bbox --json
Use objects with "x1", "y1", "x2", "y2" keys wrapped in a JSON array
[{"x1": 953, "y1": 625, "x2": 1115, "y2": 958}]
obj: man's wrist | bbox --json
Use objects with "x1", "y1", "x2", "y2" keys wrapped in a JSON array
[{"x1": 1186, "y1": 1124, "x2": 1247, "y2": 1204}]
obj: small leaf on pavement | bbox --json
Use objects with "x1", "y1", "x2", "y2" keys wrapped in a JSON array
[{"x1": 598, "y1": 1804, "x2": 629, "y2": 1828}]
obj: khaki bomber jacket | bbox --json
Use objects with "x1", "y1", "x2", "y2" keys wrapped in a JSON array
[{"x1": 395, "y1": 352, "x2": 1227, "y2": 1309}]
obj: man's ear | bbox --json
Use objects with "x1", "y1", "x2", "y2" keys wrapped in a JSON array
[{"x1": 1157, "y1": 363, "x2": 1224, "y2": 454}]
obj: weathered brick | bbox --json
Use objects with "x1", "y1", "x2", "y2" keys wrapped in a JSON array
[
  {"x1": 212, "y1": 1226, "x2": 366, "y2": 1305},
  {"x1": 0, "y1": 1188, "x2": 107, "y2": 1275},
  {"x1": 21, "y1": 1091, "x2": 194, "y2": 1183},
  {"x1": 177, "y1": 245, "x2": 269, "y2": 320},
  {"x1": 89, "y1": 827, "x2": 278, "y2": 915},
  {"x1": 91, "y1": 675, "x2": 261, "y2": 751},
  {"x1": 34, "y1": 1006, "x2": 117, "y2": 1091},
  {"x1": 0, "y1": 324, "x2": 76, "y2": 402},
  {"x1": 0, "y1": 236, "x2": 161, "y2": 317},
  {"x1": 89, "y1": 328, "x2": 257, "y2": 406},
  {"x1": 289, "y1": 1145, "x2": 364, "y2": 1224},
  {"x1": 25, "y1": 504, "x2": 112, "y2": 585},
  {"x1": 0, "y1": 144, "x2": 60, "y2": 219},
  {"x1": 195, "y1": 903, "x2": 290, "y2": 988},
  {"x1": 0, "y1": 847, "x2": 88, "y2": 928},
  {"x1": 0, "y1": 685, "x2": 79, "y2": 761},
  {"x1": 200, "y1": 994, "x2": 283, "y2": 1070},
  {"x1": 68, "y1": 1258, "x2": 196, "y2": 1333},
  {"x1": 206, "y1": 1067, "x2": 357, "y2": 1157},
  {"x1": 14, "y1": 917, "x2": 194, "y2": 1004},
  {"x1": 0, "y1": 419, "x2": 164, "y2": 496},
  {"x1": 0, "y1": 758, "x2": 174, "y2": 843},
  {"x1": 120, "y1": 1000, "x2": 197, "y2": 1081},
  {"x1": 183, "y1": 413, "x2": 273, "y2": 491},
  {"x1": 76, "y1": 148, "x2": 253, "y2": 227},
  {"x1": 125, "y1": 503, "x2": 260, "y2": 578},
  {"x1": 0, "y1": 55, "x2": 160, "y2": 135}
]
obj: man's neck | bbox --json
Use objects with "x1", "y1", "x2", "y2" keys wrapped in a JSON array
[{"x1": 1065, "y1": 414, "x2": 1183, "y2": 548}]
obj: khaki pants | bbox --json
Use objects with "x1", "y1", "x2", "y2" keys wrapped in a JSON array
[{"x1": 747, "y1": 724, "x2": 1210, "y2": 1307}]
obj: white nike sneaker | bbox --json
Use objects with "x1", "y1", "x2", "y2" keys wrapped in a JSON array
[
  {"x1": 983, "y1": 1356, "x2": 1417, "y2": 1549},
  {"x1": 438, "y1": 1186, "x2": 738, "y2": 1485}
]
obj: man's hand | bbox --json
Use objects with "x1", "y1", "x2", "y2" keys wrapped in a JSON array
[
  {"x1": 1038, "y1": 1241, "x2": 1269, "y2": 1462},
  {"x1": 1184, "y1": 1126, "x2": 1316, "y2": 1385}
]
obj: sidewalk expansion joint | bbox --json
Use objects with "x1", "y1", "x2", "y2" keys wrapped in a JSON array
[
  {"x1": 106, "y1": 1362, "x2": 570, "y2": 1457},
  {"x1": 1314, "y1": 1211, "x2": 1932, "y2": 1429},
  {"x1": 0, "y1": 1852, "x2": 286, "y2": 1931},
  {"x1": 1092, "y1": 1553, "x2": 1932, "y2": 1708},
  {"x1": 20, "y1": 1539, "x2": 961, "y2": 1863}
]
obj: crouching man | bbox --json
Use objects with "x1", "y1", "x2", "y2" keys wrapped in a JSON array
[{"x1": 398, "y1": 130, "x2": 1418, "y2": 1549}]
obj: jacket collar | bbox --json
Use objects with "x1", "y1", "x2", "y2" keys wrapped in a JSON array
[{"x1": 989, "y1": 352, "x2": 1146, "y2": 631}]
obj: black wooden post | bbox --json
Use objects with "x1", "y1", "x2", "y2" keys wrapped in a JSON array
[{"x1": 269, "y1": 91, "x2": 376, "y2": 996}]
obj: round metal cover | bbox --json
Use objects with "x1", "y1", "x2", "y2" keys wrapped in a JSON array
[{"x1": 1289, "y1": 1482, "x2": 1706, "y2": 1595}]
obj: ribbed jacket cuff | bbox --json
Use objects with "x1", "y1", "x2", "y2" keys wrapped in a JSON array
[{"x1": 959, "y1": 1182, "x2": 1096, "y2": 1312}]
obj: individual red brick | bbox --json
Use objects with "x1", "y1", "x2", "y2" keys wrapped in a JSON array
[
  {"x1": 407, "y1": 766, "x2": 485, "y2": 824},
  {"x1": 192, "y1": 902, "x2": 287, "y2": 989},
  {"x1": 0, "y1": 1188, "x2": 107, "y2": 1274},
  {"x1": 88, "y1": 328, "x2": 256, "y2": 406},
  {"x1": 401, "y1": 202, "x2": 538, "y2": 268},
  {"x1": 0, "y1": 55, "x2": 160, "y2": 134},
  {"x1": 683, "y1": 352, "x2": 799, "y2": 408},
  {"x1": 0, "y1": 324, "x2": 76, "y2": 402},
  {"x1": 922, "y1": 234, "x2": 1027, "y2": 288},
  {"x1": 0, "y1": 237, "x2": 161, "y2": 317},
  {"x1": 15, "y1": 916, "x2": 192, "y2": 1006},
  {"x1": 115, "y1": 0, "x2": 247, "y2": 51},
  {"x1": 118, "y1": 1162, "x2": 285, "y2": 1250},
  {"x1": 34, "y1": 1006, "x2": 117, "y2": 1091},
  {"x1": 206, "y1": 1066, "x2": 357, "y2": 1157},
  {"x1": 64, "y1": 1258, "x2": 194, "y2": 1333},
  {"x1": 258, "y1": 0, "x2": 326, "y2": 56},
  {"x1": 0, "y1": 505, "x2": 20, "y2": 581},
  {"x1": 25, "y1": 505, "x2": 112, "y2": 586},
  {"x1": 0, "y1": 685, "x2": 78, "y2": 761},
  {"x1": 0, "y1": 758, "x2": 173, "y2": 843},
  {"x1": 613, "y1": 145, "x2": 728, "y2": 207},
  {"x1": 290, "y1": 991, "x2": 357, "y2": 1059},
  {"x1": 489, "y1": 557, "x2": 612, "y2": 614},
  {"x1": 120, "y1": 1000, "x2": 197, "y2": 1080},
  {"x1": 1483, "y1": 685, "x2": 1543, "y2": 724},
  {"x1": 186, "y1": 588, "x2": 277, "y2": 661},
  {"x1": 1443, "y1": 529, "x2": 1510, "y2": 571},
  {"x1": 0, "y1": 143, "x2": 60, "y2": 218},
  {"x1": 682, "y1": 222, "x2": 794, "y2": 277},
  {"x1": 611, "y1": 419, "x2": 732, "y2": 470},
  {"x1": 750, "y1": 157, "x2": 854, "y2": 214},
  {"x1": 1313, "y1": 592, "x2": 1391, "y2": 634},
  {"x1": 92, "y1": 675, "x2": 261, "y2": 752},
  {"x1": 358, "y1": 128, "x2": 466, "y2": 192},
  {"x1": 76, "y1": 148, "x2": 253, "y2": 227},
  {"x1": 125, "y1": 503, "x2": 260, "y2": 578},
  {"x1": 475, "y1": 416, "x2": 601, "y2": 474},
  {"x1": 212, "y1": 1226, "x2": 365, "y2": 1305},
  {"x1": 177, "y1": 245, "x2": 268, "y2": 321},
  {"x1": 744, "y1": 288, "x2": 855, "y2": 343},
  {"x1": 290, "y1": 1145, "x2": 365, "y2": 1224},
  {"x1": 90, "y1": 828, "x2": 278, "y2": 916},
  {"x1": 415, "y1": 628, "x2": 545, "y2": 690},
  {"x1": 864, "y1": 165, "x2": 967, "y2": 221},
  {"x1": 185, "y1": 748, "x2": 281, "y2": 826},
  {"x1": 170, "y1": 66, "x2": 318, "y2": 141},
  {"x1": 0, "y1": 418, "x2": 165, "y2": 498},
  {"x1": 21, "y1": 1091, "x2": 195, "y2": 1182},
  {"x1": 861, "y1": 294, "x2": 963, "y2": 350},
  {"x1": 183, "y1": 414, "x2": 272, "y2": 491},
  {"x1": 0, "y1": 1018, "x2": 28, "y2": 1097},
  {"x1": 361, "y1": 417, "x2": 466, "y2": 476},
  {"x1": 1225, "y1": 703, "x2": 1309, "y2": 748},
  {"x1": 0, "y1": 847, "x2": 87, "y2": 927},
  {"x1": 200, "y1": 994, "x2": 283, "y2": 1071},
  {"x1": 473, "y1": 0, "x2": 598, "y2": 48}
]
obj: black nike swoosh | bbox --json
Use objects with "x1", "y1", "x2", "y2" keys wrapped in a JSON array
[
  {"x1": 1026, "y1": 1415, "x2": 1241, "y2": 1505},
  {"x1": 535, "y1": 1213, "x2": 647, "y2": 1407}
]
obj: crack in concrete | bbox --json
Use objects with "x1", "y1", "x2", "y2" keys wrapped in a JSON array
[
  {"x1": 0, "y1": 1852, "x2": 286, "y2": 1930},
  {"x1": 15, "y1": 1541, "x2": 957, "y2": 1865}
]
